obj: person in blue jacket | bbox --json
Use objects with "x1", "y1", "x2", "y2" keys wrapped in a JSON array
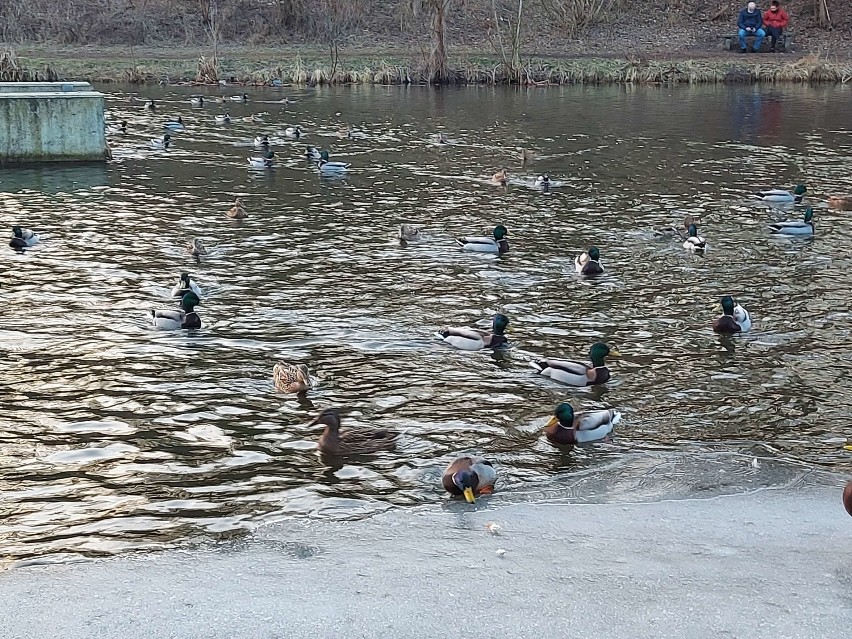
[{"x1": 738, "y1": 2, "x2": 766, "y2": 53}]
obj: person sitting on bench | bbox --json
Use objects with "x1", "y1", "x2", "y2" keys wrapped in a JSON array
[
  {"x1": 737, "y1": 2, "x2": 766, "y2": 53},
  {"x1": 763, "y1": 0, "x2": 789, "y2": 52}
]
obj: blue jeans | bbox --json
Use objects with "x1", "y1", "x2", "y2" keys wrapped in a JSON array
[{"x1": 738, "y1": 28, "x2": 766, "y2": 51}]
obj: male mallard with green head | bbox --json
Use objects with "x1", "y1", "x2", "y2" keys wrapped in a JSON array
[
  {"x1": 311, "y1": 408, "x2": 398, "y2": 456},
  {"x1": 439, "y1": 314, "x2": 509, "y2": 351},
  {"x1": 543, "y1": 403, "x2": 621, "y2": 449},
  {"x1": 713, "y1": 295, "x2": 751, "y2": 333},
  {"x1": 575, "y1": 246, "x2": 603, "y2": 275},
  {"x1": 456, "y1": 225, "x2": 509, "y2": 254},
  {"x1": 441, "y1": 456, "x2": 497, "y2": 503},
  {"x1": 531, "y1": 342, "x2": 619, "y2": 387}
]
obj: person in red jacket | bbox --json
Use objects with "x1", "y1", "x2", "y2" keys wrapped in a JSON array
[{"x1": 763, "y1": 0, "x2": 790, "y2": 52}]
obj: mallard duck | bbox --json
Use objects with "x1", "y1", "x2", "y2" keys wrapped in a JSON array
[
  {"x1": 187, "y1": 238, "x2": 207, "y2": 257},
  {"x1": 844, "y1": 481, "x2": 852, "y2": 517},
  {"x1": 535, "y1": 174, "x2": 551, "y2": 189},
  {"x1": 338, "y1": 125, "x2": 353, "y2": 139},
  {"x1": 456, "y1": 225, "x2": 509, "y2": 254},
  {"x1": 190, "y1": 96, "x2": 204, "y2": 107},
  {"x1": 284, "y1": 126, "x2": 302, "y2": 140},
  {"x1": 439, "y1": 314, "x2": 509, "y2": 351},
  {"x1": 164, "y1": 116, "x2": 185, "y2": 131},
  {"x1": 214, "y1": 114, "x2": 231, "y2": 124},
  {"x1": 755, "y1": 184, "x2": 806, "y2": 203},
  {"x1": 241, "y1": 115, "x2": 263, "y2": 123},
  {"x1": 226, "y1": 198, "x2": 248, "y2": 219},
  {"x1": 272, "y1": 361, "x2": 312, "y2": 393},
  {"x1": 828, "y1": 195, "x2": 852, "y2": 211},
  {"x1": 144, "y1": 99, "x2": 156, "y2": 111},
  {"x1": 575, "y1": 247, "x2": 604, "y2": 275},
  {"x1": 10, "y1": 226, "x2": 40, "y2": 248},
  {"x1": 769, "y1": 208, "x2": 814, "y2": 236},
  {"x1": 151, "y1": 292, "x2": 201, "y2": 330},
  {"x1": 149, "y1": 134, "x2": 171, "y2": 150},
  {"x1": 492, "y1": 169, "x2": 509, "y2": 186},
  {"x1": 531, "y1": 342, "x2": 619, "y2": 387},
  {"x1": 399, "y1": 224, "x2": 422, "y2": 242},
  {"x1": 433, "y1": 132, "x2": 449, "y2": 144},
  {"x1": 305, "y1": 146, "x2": 322, "y2": 161},
  {"x1": 171, "y1": 272, "x2": 202, "y2": 298},
  {"x1": 253, "y1": 135, "x2": 270, "y2": 148},
  {"x1": 248, "y1": 149, "x2": 275, "y2": 168},
  {"x1": 311, "y1": 408, "x2": 398, "y2": 456},
  {"x1": 713, "y1": 295, "x2": 751, "y2": 334},
  {"x1": 683, "y1": 223, "x2": 706, "y2": 251},
  {"x1": 229, "y1": 93, "x2": 249, "y2": 103},
  {"x1": 106, "y1": 120, "x2": 127, "y2": 135},
  {"x1": 317, "y1": 150, "x2": 350, "y2": 173},
  {"x1": 543, "y1": 403, "x2": 621, "y2": 448},
  {"x1": 442, "y1": 456, "x2": 497, "y2": 503}
]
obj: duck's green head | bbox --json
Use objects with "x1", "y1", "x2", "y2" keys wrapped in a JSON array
[
  {"x1": 492, "y1": 313, "x2": 509, "y2": 335},
  {"x1": 181, "y1": 292, "x2": 200, "y2": 311},
  {"x1": 589, "y1": 342, "x2": 619, "y2": 366},
  {"x1": 588, "y1": 246, "x2": 600, "y2": 261},
  {"x1": 721, "y1": 295, "x2": 735, "y2": 316},
  {"x1": 804, "y1": 207, "x2": 814, "y2": 223},
  {"x1": 12, "y1": 226, "x2": 22, "y2": 238},
  {"x1": 688, "y1": 223, "x2": 699, "y2": 238},
  {"x1": 794, "y1": 184, "x2": 807, "y2": 196},
  {"x1": 547, "y1": 403, "x2": 575, "y2": 429},
  {"x1": 493, "y1": 225, "x2": 508, "y2": 240},
  {"x1": 320, "y1": 150, "x2": 330, "y2": 162}
]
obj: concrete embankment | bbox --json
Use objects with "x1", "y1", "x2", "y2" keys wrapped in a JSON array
[{"x1": 1, "y1": 483, "x2": 849, "y2": 638}]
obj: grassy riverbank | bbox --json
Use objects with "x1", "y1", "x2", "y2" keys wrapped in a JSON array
[{"x1": 6, "y1": 45, "x2": 852, "y2": 86}]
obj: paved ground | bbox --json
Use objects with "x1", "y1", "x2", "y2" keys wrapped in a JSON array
[{"x1": 1, "y1": 485, "x2": 850, "y2": 639}]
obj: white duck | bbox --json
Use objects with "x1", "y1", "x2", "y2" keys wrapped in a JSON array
[
  {"x1": 164, "y1": 116, "x2": 185, "y2": 131},
  {"x1": 683, "y1": 223, "x2": 706, "y2": 251},
  {"x1": 755, "y1": 184, "x2": 806, "y2": 203},
  {"x1": 769, "y1": 208, "x2": 815, "y2": 236},
  {"x1": 149, "y1": 134, "x2": 171, "y2": 150},
  {"x1": 456, "y1": 225, "x2": 509, "y2": 255},
  {"x1": 438, "y1": 314, "x2": 509, "y2": 351}
]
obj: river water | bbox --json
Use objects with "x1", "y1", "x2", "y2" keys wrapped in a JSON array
[{"x1": 2, "y1": 83, "x2": 851, "y2": 563}]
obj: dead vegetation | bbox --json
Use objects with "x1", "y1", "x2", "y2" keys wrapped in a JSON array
[{"x1": 0, "y1": 48, "x2": 57, "y2": 81}]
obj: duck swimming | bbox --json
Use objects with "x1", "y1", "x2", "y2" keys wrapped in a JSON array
[
  {"x1": 187, "y1": 238, "x2": 207, "y2": 257},
  {"x1": 171, "y1": 273, "x2": 203, "y2": 298},
  {"x1": 248, "y1": 150, "x2": 275, "y2": 168},
  {"x1": 683, "y1": 223, "x2": 706, "y2": 251},
  {"x1": 284, "y1": 126, "x2": 302, "y2": 139},
  {"x1": 253, "y1": 135, "x2": 270, "y2": 148},
  {"x1": 164, "y1": 116, "x2": 185, "y2": 131},
  {"x1": 755, "y1": 184, "x2": 806, "y2": 203},
  {"x1": 531, "y1": 342, "x2": 619, "y2": 387},
  {"x1": 151, "y1": 292, "x2": 201, "y2": 330},
  {"x1": 190, "y1": 96, "x2": 204, "y2": 107},
  {"x1": 543, "y1": 403, "x2": 621, "y2": 449},
  {"x1": 399, "y1": 224, "x2": 422, "y2": 242},
  {"x1": 144, "y1": 99, "x2": 156, "y2": 111},
  {"x1": 226, "y1": 198, "x2": 248, "y2": 219},
  {"x1": 492, "y1": 169, "x2": 509, "y2": 186},
  {"x1": 310, "y1": 408, "x2": 398, "y2": 456},
  {"x1": 229, "y1": 93, "x2": 249, "y2": 102},
  {"x1": 828, "y1": 195, "x2": 852, "y2": 211},
  {"x1": 575, "y1": 246, "x2": 604, "y2": 275},
  {"x1": 305, "y1": 146, "x2": 322, "y2": 161},
  {"x1": 769, "y1": 208, "x2": 814, "y2": 236},
  {"x1": 316, "y1": 150, "x2": 350, "y2": 173},
  {"x1": 10, "y1": 226, "x2": 39, "y2": 249},
  {"x1": 439, "y1": 314, "x2": 509, "y2": 351},
  {"x1": 149, "y1": 134, "x2": 171, "y2": 150},
  {"x1": 535, "y1": 174, "x2": 551, "y2": 189},
  {"x1": 442, "y1": 456, "x2": 497, "y2": 504},
  {"x1": 457, "y1": 225, "x2": 509, "y2": 255},
  {"x1": 106, "y1": 120, "x2": 127, "y2": 134},
  {"x1": 214, "y1": 114, "x2": 231, "y2": 124},
  {"x1": 713, "y1": 295, "x2": 751, "y2": 334},
  {"x1": 272, "y1": 362, "x2": 312, "y2": 393}
]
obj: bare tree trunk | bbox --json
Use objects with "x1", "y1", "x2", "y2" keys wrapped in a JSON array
[
  {"x1": 428, "y1": 0, "x2": 452, "y2": 84},
  {"x1": 815, "y1": 0, "x2": 831, "y2": 30}
]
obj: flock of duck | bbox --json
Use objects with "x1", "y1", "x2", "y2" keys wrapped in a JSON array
[{"x1": 9, "y1": 92, "x2": 852, "y2": 508}]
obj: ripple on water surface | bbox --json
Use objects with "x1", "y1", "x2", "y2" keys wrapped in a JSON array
[{"x1": 1, "y1": 83, "x2": 852, "y2": 562}]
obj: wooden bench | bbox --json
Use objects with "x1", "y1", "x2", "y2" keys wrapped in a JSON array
[{"x1": 720, "y1": 30, "x2": 794, "y2": 53}]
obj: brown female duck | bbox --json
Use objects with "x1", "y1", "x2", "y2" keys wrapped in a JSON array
[
  {"x1": 311, "y1": 408, "x2": 398, "y2": 456},
  {"x1": 273, "y1": 361, "x2": 312, "y2": 393}
]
